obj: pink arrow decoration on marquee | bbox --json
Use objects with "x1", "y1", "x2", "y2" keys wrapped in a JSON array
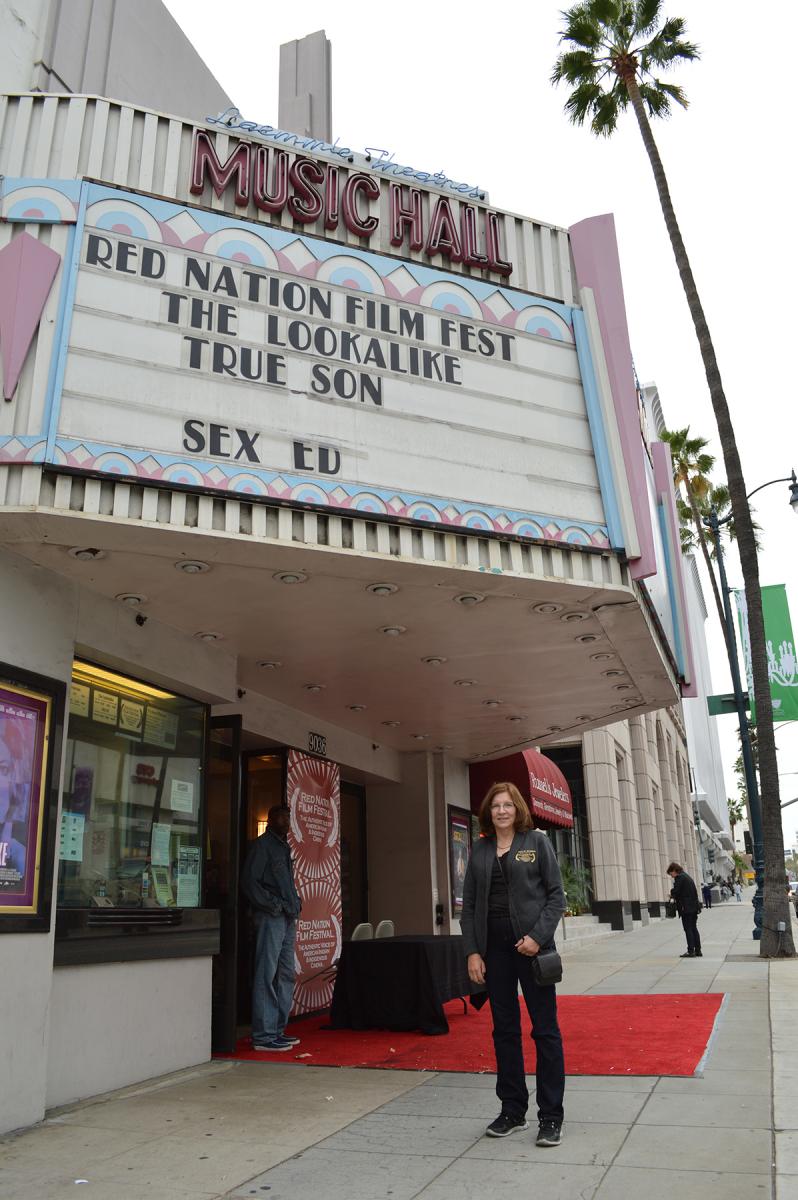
[{"x1": 0, "y1": 232, "x2": 62, "y2": 400}]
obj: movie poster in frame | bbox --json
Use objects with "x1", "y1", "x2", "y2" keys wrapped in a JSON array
[
  {"x1": 0, "y1": 664, "x2": 65, "y2": 932},
  {"x1": 447, "y1": 805, "x2": 472, "y2": 919}
]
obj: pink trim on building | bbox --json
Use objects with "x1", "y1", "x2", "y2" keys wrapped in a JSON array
[{"x1": 568, "y1": 215, "x2": 656, "y2": 581}]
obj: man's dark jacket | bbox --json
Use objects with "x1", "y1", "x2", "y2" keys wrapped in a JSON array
[
  {"x1": 671, "y1": 869, "x2": 700, "y2": 915},
  {"x1": 241, "y1": 829, "x2": 301, "y2": 917},
  {"x1": 460, "y1": 829, "x2": 565, "y2": 958}
]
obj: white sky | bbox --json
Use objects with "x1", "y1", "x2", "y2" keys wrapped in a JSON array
[{"x1": 163, "y1": 0, "x2": 798, "y2": 845}]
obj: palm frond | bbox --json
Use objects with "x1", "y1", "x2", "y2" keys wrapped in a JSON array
[
  {"x1": 633, "y1": 0, "x2": 662, "y2": 36},
  {"x1": 559, "y1": 6, "x2": 605, "y2": 50},
  {"x1": 639, "y1": 81, "x2": 673, "y2": 118},
  {"x1": 591, "y1": 84, "x2": 627, "y2": 135},
  {"x1": 655, "y1": 79, "x2": 690, "y2": 109},
  {"x1": 551, "y1": 49, "x2": 600, "y2": 85},
  {"x1": 563, "y1": 80, "x2": 606, "y2": 125}
]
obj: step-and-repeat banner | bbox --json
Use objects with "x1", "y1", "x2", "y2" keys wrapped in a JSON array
[{"x1": 285, "y1": 749, "x2": 341, "y2": 1013}]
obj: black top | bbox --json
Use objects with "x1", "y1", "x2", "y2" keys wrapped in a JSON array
[
  {"x1": 488, "y1": 853, "x2": 511, "y2": 917},
  {"x1": 671, "y1": 870, "x2": 700, "y2": 915}
]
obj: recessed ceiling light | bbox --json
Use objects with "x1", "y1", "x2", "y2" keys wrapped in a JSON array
[
  {"x1": 613, "y1": 683, "x2": 633, "y2": 691},
  {"x1": 454, "y1": 592, "x2": 485, "y2": 606},
  {"x1": 454, "y1": 679, "x2": 477, "y2": 687},
  {"x1": 273, "y1": 571, "x2": 307, "y2": 584},
  {"x1": 590, "y1": 652, "x2": 615, "y2": 662},
  {"x1": 380, "y1": 625, "x2": 406, "y2": 636},
  {"x1": 422, "y1": 656, "x2": 447, "y2": 666},
  {"x1": 577, "y1": 715, "x2": 593, "y2": 722},
  {"x1": 434, "y1": 744, "x2": 453, "y2": 751},
  {"x1": 560, "y1": 611, "x2": 588, "y2": 623},
  {"x1": 68, "y1": 547, "x2": 104, "y2": 561},
  {"x1": 411, "y1": 733, "x2": 429, "y2": 740},
  {"x1": 115, "y1": 593, "x2": 146, "y2": 607},
  {"x1": 195, "y1": 631, "x2": 222, "y2": 642},
  {"x1": 547, "y1": 725, "x2": 562, "y2": 732},
  {"x1": 603, "y1": 669, "x2": 626, "y2": 678},
  {"x1": 507, "y1": 716, "x2": 524, "y2": 723},
  {"x1": 174, "y1": 559, "x2": 209, "y2": 574},
  {"x1": 347, "y1": 704, "x2": 366, "y2": 712},
  {"x1": 303, "y1": 683, "x2": 325, "y2": 693},
  {"x1": 257, "y1": 660, "x2": 282, "y2": 669},
  {"x1": 610, "y1": 704, "x2": 626, "y2": 712},
  {"x1": 366, "y1": 582, "x2": 398, "y2": 596},
  {"x1": 381, "y1": 720, "x2": 401, "y2": 727},
  {"x1": 483, "y1": 699, "x2": 502, "y2": 708},
  {"x1": 531, "y1": 602, "x2": 564, "y2": 614},
  {"x1": 576, "y1": 634, "x2": 598, "y2": 644}
]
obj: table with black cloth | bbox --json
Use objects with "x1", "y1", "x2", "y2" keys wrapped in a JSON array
[{"x1": 329, "y1": 934, "x2": 474, "y2": 1035}]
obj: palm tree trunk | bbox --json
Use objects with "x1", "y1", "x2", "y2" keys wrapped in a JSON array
[
  {"x1": 623, "y1": 74, "x2": 792, "y2": 956},
  {"x1": 683, "y1": 481, "x2": 730, "y2": 655}
]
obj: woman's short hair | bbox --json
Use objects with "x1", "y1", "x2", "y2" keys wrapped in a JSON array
[
  {"x1": 478, "y1": 782, "x2": 533, "y2": 836},
  {"x1": 666, "y1": 861, "x2": 683, "y2": 875}
]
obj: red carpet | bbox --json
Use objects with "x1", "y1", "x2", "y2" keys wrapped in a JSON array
[{"x1": 215, "y1": 993, "x2": 724, "y2": 1076}]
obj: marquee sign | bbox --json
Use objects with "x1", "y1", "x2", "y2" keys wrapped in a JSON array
[
  {"x1": 12, "y1": 179, "x2": 608, "y2": 546},
  {"x1": 191, "y1": 131, "x2": 513, "y2": 275}
]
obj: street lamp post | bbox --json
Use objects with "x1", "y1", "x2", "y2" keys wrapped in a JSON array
[{"x1": 704, "y1": 469, "x2": 797, "y2": 941}]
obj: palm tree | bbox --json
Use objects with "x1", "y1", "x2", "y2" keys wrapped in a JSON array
[
  {"x1": 660, "y1": 427, "x2": 728, "y2": 648},
  {"x1": 552, "y1": 0, "x2": 792, "y2": 957}
]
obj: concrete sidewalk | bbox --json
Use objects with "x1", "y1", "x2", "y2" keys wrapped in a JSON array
[{"x1": 2, "y1": 893, "x2": 796, "y2": 1199}]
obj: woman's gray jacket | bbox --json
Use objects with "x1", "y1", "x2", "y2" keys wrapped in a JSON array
[{"x1": 460, "y1": 829, "x2": 566, "y2": 958}]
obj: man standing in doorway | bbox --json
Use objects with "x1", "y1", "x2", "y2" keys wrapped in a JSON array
[
  {"x1": 667, "y1": 862, "x2": 702, "y2": 958},
  {"x1": 242, "y1": 804, "x2": 302, "y2": 1051},
  {"x1": 701, "y1": 880, "x2": 712, "y2": 909}
]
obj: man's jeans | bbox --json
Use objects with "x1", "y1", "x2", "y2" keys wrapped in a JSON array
[{"x1": 252, "y1": 912, "x2": 297, "y2": 1042}]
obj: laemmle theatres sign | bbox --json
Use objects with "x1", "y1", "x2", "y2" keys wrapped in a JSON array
[{"x1": 190, "y1": 131, "x2": 513, "y2": 276}]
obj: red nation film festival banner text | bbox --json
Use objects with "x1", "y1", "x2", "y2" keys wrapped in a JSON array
[{"x1": 285, "y1": 750, "x2": 341, "y2": 1014}]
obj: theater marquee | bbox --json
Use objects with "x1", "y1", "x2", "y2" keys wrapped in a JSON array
[{"x1": 12, "y1": 179, "x2": 610, "y2": 545}]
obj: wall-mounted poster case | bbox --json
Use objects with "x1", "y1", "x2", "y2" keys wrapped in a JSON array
[{"x1": 0, "y1": 662, "x2": 66, "y2": 932}]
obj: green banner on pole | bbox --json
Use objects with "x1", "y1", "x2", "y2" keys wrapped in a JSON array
[{"x1": 735, "y1": 584, "x2": 798, "y2": 723}]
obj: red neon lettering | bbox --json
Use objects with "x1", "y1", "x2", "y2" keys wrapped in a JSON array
[
  {"x1": 389, "y1": 184, "x2": 423, "y2": 251},
  {"x1": 342, "y1": 174, "x2": 380, "y2": 237},
  {"x1": 425, "y1": 197, "x2": 462, "y2": 262},
  {"x1": 253, "y1": 147, "x2": 289, "y2": 214},
  {"x1": 485, "y1": 211, "x2": 512, "y2": 277},
  {"x1": 460, "y1": 205, "x2": 489, "y2": 268},
  {"x1": 287, "y1": 159, "x2": 325, "y2": 223},
  {"x1": 190, "y1": 130, "x2": 250, "y2": 207}
]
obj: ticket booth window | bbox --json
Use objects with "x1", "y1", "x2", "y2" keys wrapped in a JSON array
[{"x1": 57, "y1": 661, "x2": 206, "y2": 909}]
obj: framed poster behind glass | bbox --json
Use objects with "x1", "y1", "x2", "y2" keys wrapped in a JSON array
[
  {"x1": 447, "y1": 805, "x2": 472, "y2": 919},
  {"x1": 0, "y1": 663, "x2": 65, "y2": 932}
]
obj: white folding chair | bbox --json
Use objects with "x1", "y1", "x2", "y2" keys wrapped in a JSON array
[
  {"x1": 374, "y1": 919, "x2": 395, "y2": 938},
  {"x1": 351, "y1": 922, "x2": 374, "y2": 940}
]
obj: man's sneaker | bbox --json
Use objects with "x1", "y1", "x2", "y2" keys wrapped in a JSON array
[
  {"x1": 252, "y1": 1036, "x2": 293, "y2": 1052},
  {"x1": 280, "y1": 1033, "x2": 301, "y2": 1045},
  {"x1": 680, "y1": 951, "x2": 695, "y2": 958},
  {"x1": 536, "y1": 1120, "x2": 562, "y2": 1147},
  {"x1": 485, "y1": 1112, "x2": 528, "y2": 1138}
]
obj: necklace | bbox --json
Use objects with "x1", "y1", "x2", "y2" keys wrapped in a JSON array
[{"x1": 496, "y1": 839, "x2": 513, "y2": 853}]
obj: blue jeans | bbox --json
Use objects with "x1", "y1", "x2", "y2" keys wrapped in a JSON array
[
  {"x1": 252, "y1": 912, "x2": 297, "y2": 1043},
  {"x1": 485, "y1": 916, "x2": 565, "y2": 1124}
]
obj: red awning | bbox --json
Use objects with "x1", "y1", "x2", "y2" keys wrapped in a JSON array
[{"x1": 469, "y1": 749, "x2": 574, "y2": 829}]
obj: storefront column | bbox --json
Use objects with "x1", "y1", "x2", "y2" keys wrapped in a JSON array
[
  {"x1": 583, "y1": 728, "x2": 632, "y2": 930},
  {"x1": 656, "y1": 721, "x2": 680, "y2": 865},
  {"x1": 616, "y1": 740, "x2": 646, "y2": 918},
  {"x1": 366, "y1": 753, "x2": 436, "y2": 934},
  {"x1": 629, "y1": 716, "x2": 666, "y2": 911}
]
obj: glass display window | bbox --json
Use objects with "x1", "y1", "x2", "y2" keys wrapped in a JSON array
[{"x1": 57, "y1": 662, "x2": 206, "y2": 909}]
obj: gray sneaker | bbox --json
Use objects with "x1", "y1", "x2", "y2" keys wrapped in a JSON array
[
  {"x1": 536, "y1": 1120, "x2": 562, "y2": 1146},
  {"x1": 253, "y1": 1036, "x2": 293, "y2": 1052},
  {"x1": 486, "y1": 1112, "x2": 529, "y2": 1137}
]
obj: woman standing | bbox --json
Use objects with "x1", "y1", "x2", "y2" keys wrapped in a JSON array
[{"x1": 461, "y1": 782, "x2": 566, "y2": 1147}]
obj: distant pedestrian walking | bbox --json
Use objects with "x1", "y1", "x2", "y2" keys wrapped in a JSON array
[
  {"x1": 667, "y1": 862, "x2": 702, "y2": 958},
  {"x1": 701, "y1": 882, "x2": 712, "y2": 909},
  {"x1": 734, "y1": 881, "x2": 742, "y2": 902}
]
